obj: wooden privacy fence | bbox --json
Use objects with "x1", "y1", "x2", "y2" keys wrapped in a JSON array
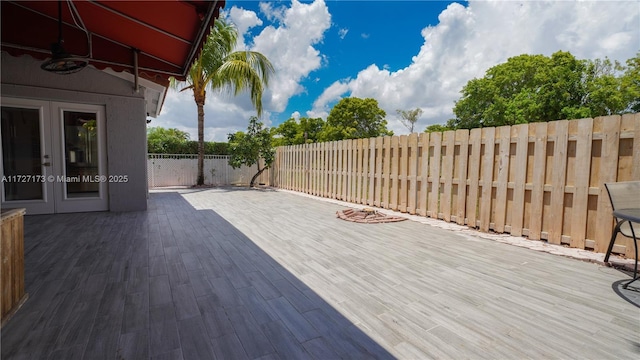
[{"x1": 272, "y1": 114, "x2": 640, "y2": 256}]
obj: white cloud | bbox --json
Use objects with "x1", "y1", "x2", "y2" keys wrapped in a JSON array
[
  {"x1": 154, "y1": 0, "x2": 331, "y2": 141},
  {"x1": 259, "y1": 2, "x2": 286, "y2": 23},
  {"x1": 227, "y1": 7, "x2": 262, "y2": 49},
  {"x1": 251, "y1": 0, "x2": 331, "y2": 112},
  {"x1": 228, "y1": 7, "x2": 262, "y2": 37},
  {"x1": 311, "y1": 0, "x2": 639, "y2": 135},
  {"x1": 307, "y1": 80, "x2": 350, "y2": 119},
  {"x1": 338, "y1": 28, "x2": 349, "y2": 40},
  {"x1": 361, "y1": 33, "x2": 370, "y2": 39}
]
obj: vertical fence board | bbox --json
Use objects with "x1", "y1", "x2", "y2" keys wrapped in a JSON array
[
  {"x1": 570, "y1": 118, "x2": 593, "y2": 248},
  {"x1": 283, "y1": 147, "x2": 287, "y2": 188},
  {"x1": 288, "y1": 146, "x2": 293, "y2": 190},
  {"x1": 624, "y1": 113, "x2": 640, "y2": 257},
  {"x1": 418, "y1": 133, "x2": 430, "y2": 217},
  {"x1": 456, "y1": 130, "x2": 470, "y2": 225},
  {"x1": 287, "y1": 145, "x2": 292, "y2": 190},
  {"x1": 305, "y1": 143, "x2": 309, "y2": 192},
  {"x1": 307, "y1": 143, "x2": 312, "y2": 194},
  {"x1": 315, "y1": 142, "x2": 320, "y2": 195},
  {"x1": 279, "y1": 147, "x2": 284, "y2": 188},
  {"x1": 382, "y1": 136, "x2": 391, "y2": 208},
  {"x1": 359, "y1": 139, "x2": 367, "y2": 204},
  {"x1": 548, "y1": 120, "x2": 569, "y2": 244},
  {"x1": 467, "y1": 129, "x2": 482, "y2": 228},
  {"x1": 351, "y1": 139, "x2": 358, "y2": 202},
  {"x1": 339, "y1": 140, "x2": 345, "y2": 199},
  {"x1": 594, "y1": 116, "x2": 621, "y2": 252},
  {"x1": 529, "y1": 122, "x2": 548, "y2": 240},
  {"x1": 354, "y1": 139, "x2": 360, "y2": 202},
  {"x1": 320, "y1": 142, "x2": 324, "y2": 195},
  {"x1": 329, "y1": 142, "x2": 334, "y2": 196},
  {"x1": 311, "y1": 143, "x2": 322, "y2": 196},
  {"x1": 316, "y1": 142, "x2": 321, "y2": 195},
  {"x1": 441, "y1": 131, "x2": 455, "y2": 222},
  {"x1": 286, "y1": 146, "x2": 294, "y2": 190},
  {"x1": 390, "y1": 136, "x2": 400, "y2": 211},
  {"x1": 511, "y1": 124, "x2": 529, "y2": 237},
  {"x1": 375, "y1": 137, "x2": 384, "y2": 207},
  {"x1": 345, "y1": 140, "x2": 351, "y2": 201},
  {"x1": 356, "y1": 139, "x2": 366, "y2": 204},
  {"x1": 310, "y1": 143, "x2": 315, "y2": 195},
  {"x1": 480, "y1": 127, "x2": 496, "y2": 232},
  {"x1": 368, "y1": 138, "x2": 376, "y2": 206},
  {"x1": 332, "y1": 141, "x2": 338, "y2": 199},
  {"x1": 312, "y1": 143, "x2": 316, "y2": 194},
  {"x1": 328, "y1": 142, "x2": 333, "y2": 197},
  {"x1": 399, "y1": 135, "x2": 409, "y2": 213},
  {"x1": 408, "y1": 133, "x2": 419, "y2": 215},
  {"x1": 336, "y1": 141, "x2": 347, "y2": 200},
  {"x1": 293, "y1": 145, "x2": 297, "y2": 190},
  {"x1": 298, "y1": 144, "x2": 303, "y2": 192},
  {"x1": 429, "y1": 132, "x2": 442, "y2": 218},
  {"x1": 494, "y1": 126, "x2": 511, "y2": 233},
  {"x1": 361, "y1": 138, "x2": 367, "y2": 204},
  {"x1": 632, "y1": 113, "x2": 640, "y2": 181}
]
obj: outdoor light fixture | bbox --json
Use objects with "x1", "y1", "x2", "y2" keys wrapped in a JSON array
[{"x1": 41, "y1": 0, "x2": 89, "y2": 74}]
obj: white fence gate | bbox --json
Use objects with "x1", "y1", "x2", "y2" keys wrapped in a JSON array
[{"x1": 147, "y1": 154, "x2": 260, "y2": 188}]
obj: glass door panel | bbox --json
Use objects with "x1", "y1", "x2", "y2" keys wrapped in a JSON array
[
  {"x1": 52, "y1": 102, "x2": 108, "y2": 213},
  {"x1": 1, "y1": 107, "x2": 44, "y2": 200},
  {"x1": 0, "y1": 98, "x2": 55, "y2": 215},
  {"x1": 63, "y1": 111, "x2": 100, "y2": 198}
]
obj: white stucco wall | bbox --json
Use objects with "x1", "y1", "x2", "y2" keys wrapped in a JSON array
[{"x1": 1, "y1": 52, "x2": 149, "y2": 211}]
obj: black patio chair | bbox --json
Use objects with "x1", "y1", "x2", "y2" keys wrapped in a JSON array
[{"x1": 603, "y1": 181, "x2": 640, "y2": 288}]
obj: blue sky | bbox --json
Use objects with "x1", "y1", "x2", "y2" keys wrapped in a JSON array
[
  {"x1": 154, "y1": 0, "x2": 640, "y2": 141},
  {"x1": 282, "y1": 0, "x2": 454, "y2": 118}
]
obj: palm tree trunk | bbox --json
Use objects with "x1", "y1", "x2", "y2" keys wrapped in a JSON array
[{"x1": 196, "y1": 100, "x2": 205, "y2": 185}]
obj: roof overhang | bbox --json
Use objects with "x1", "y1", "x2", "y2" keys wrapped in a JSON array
[{"x1": 1, "y1": 0, "x2": 225, "y2": 89}]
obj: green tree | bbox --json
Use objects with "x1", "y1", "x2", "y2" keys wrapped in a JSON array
[
  {"x1": 622, "y1": 53, "x2": 640, "y2": 112},
  {"x1": 147, "y1": 127, "x2": 190, "y2": 153},
  {"x1": 450, "y1": 51, "x2": 639, "y2": 129},
  {"x1": 396, "y1": 108, "x2": 423, "y2": 132},
  {"x1": 272, "y1": 116, "x2": 325, "y2": 146},
  {"x1": 183, "y1": 141, "x2": 230, "y2": 155},
  {"x1": 172, "y1": 18, "x2": 274, "y2": 185},
  {"x1": 228, "y1": 116, "x2": 275, "y2": 187},
  {"x1": 319, "y1": 97, "x2": 392, "y2": 141},
  {"x1": 424, "y1": 123, "x2": 453, "y2": 133},
  {"x1": 147, "y1": 127, "x2": 229, "y2": 154},
  {"x1": 298, "y1": 117, "x2": 325, "y2": 143},
  {"x1": 272, "y1": 118, "x2": 299, "y2": 146}
]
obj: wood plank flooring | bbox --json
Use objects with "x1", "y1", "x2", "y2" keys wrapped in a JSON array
[{"x1": 1, "y1": 188, "x2": 639, "y2": 359}]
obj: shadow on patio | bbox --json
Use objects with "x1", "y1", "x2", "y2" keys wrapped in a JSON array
[
  {"x1": 2, "y1": 188, "x2": 639, "y2": 359},
  {"x1": 1, "y1": 191, "x2": 391, "y2": 359}
]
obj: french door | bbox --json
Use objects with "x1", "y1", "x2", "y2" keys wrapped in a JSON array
[{"x1": 1, "y1": 98, "x2": 108, "y2": 214}]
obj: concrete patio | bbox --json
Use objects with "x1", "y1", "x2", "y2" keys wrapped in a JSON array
[{"x1": 1, "y1": 188, "x2": 639, "y2": 359}]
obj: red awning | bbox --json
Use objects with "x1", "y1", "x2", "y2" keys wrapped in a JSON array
[{"x1": 1, "y1": 0, "x2": 226, "y2": 87}]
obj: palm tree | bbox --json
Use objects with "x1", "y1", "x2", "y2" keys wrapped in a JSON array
[{"x1": 173, "y1": 18, "x2": 274, "y2": 185}]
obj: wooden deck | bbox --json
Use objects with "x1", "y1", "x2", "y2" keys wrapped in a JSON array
[{"x1": 1, "y1": 188, "x2": 639, "y2": 359}]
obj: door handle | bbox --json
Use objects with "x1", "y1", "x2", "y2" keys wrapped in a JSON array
[{"x1": 42, "y1": 162, "x2": 51, "y2": 166}]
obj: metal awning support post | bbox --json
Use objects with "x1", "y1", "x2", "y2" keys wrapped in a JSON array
[{"x1": 133, "y1": 48, "x2": 139, "y2": 93}]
